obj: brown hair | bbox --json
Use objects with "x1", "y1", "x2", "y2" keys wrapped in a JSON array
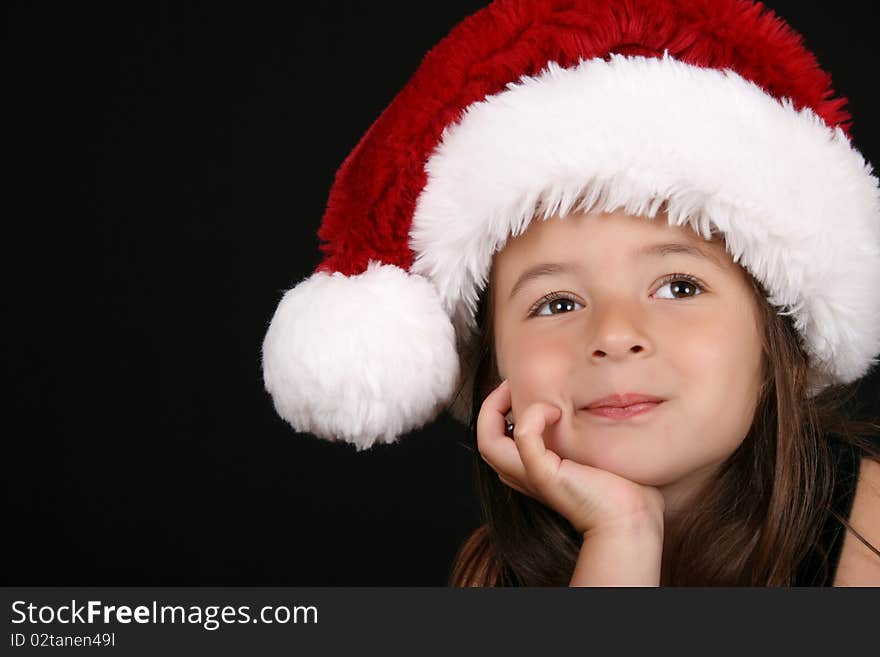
[{"x1": 448, "y1": 261, "x2": 880, "y2": 586}]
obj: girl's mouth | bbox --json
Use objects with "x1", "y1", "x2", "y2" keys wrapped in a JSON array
[{"x1": 583, "y1": 402, "x2": 662, "y2": 420}]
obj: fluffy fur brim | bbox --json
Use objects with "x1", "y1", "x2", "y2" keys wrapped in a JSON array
[
  {"x1": 409, "y1": 54, "x2": 880, "y2": 423},
  {"x1": 261, "y1": 261, "x2": 460, "y2": 449}
]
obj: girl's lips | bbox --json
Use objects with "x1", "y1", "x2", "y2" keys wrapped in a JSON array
[{"x1": 583, "y1": 401, "x2": 662, "y2": 419}]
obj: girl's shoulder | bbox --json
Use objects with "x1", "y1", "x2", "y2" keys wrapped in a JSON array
[
  {"x1": 791, "y1": 436, "x2": 877, "y2": 586},
  {"x1": 833, "y1": 453, "x2": 880, "y2": 585},
  {"x1": 450, "y1": 524, "x2": 500, "y2": 587}
]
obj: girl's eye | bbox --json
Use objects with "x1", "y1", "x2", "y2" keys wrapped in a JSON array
[
  {"x1": 653, "y1": 273, "x2": 706, "y2": 300},
  {"x1": 526, "y1": 274, "x2": 706, "y2": 317},
  {"x1": 528, "y1": 293, "x2": 584, "y2": 317}
]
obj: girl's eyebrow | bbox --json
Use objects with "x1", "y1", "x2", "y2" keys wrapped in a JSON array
[{"x1": 507, "y1": 241, "x2": 727, "y2": 302}]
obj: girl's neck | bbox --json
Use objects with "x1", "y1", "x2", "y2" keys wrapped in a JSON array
[
  {"x1": 656, "y1": 463, "x2": 719, "y2": 585},
  {"x1": 659, "y1": 516, "x2": 686, "y2": 586}
]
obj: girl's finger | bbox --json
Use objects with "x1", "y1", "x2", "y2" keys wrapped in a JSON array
[
  {"x1": 512, "y1": 402, "x2": 563, "y2": 493},
  {"x1": 498, "y1": 473, "x2": 532, "y2": 497},
  {"x1": 476, "y1": 379, "x2": 528, "y2": 482}
]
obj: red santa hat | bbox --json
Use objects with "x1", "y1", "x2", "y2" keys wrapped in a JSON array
[{"x1": 261, "y1": 0, "x2": 880, "y2": 450}]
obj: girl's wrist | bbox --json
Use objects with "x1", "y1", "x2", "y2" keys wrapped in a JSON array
[
  {"x1": 583, "y1": 512, "x2": 665, "y2": 549},
  {"x1": 571, "y1": 519, "x2": 665, "y2": 587},
  {"x1": 582, "y1": 496, "x2": 666, "y2": 542}
]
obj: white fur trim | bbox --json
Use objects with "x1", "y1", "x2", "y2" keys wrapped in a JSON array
[
  {"x1": 261, "y1": 261, "x2": 460, "y2": 449},
  {"x1": 410, "y1": 54, "x2": 880, "y2": 414}
]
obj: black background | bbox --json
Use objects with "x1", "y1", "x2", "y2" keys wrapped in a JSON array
[{"x1": 6, "y1": 1, "x2": 879, "y2": 585}]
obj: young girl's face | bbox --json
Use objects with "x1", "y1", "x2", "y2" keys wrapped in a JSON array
[{"x1": 490, "y1": 209, "x2": 765, "y2": 491}]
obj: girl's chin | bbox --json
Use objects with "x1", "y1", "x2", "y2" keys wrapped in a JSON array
[{"x1": 549, "y1": 435, "x2": 674, "y2": 485}]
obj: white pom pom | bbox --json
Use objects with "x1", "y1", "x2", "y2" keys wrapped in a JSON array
[{"x1": 261, "y1": 261, "x2": 460, "y2": 450}]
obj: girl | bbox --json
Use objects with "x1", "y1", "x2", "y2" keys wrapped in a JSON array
[
  {"x1": 452, "y1": 206, "x2": 880, "y2": 586},
  {"x1": 260, "y1": 0, "x2": 880, "y2": 585}
]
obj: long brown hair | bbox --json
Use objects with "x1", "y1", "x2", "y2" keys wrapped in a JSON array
[{"x1": 448, "y1": 259, "x2": 880, "y2": 586}]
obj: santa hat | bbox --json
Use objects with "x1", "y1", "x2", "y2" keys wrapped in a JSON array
[{"x1": 261, "y1": 0, "x2": 880, "y2": 450}]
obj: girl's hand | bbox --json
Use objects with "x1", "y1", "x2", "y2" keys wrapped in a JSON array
[{"x1": 477, "y1": 379, "x2": 666, "y2": 537}]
